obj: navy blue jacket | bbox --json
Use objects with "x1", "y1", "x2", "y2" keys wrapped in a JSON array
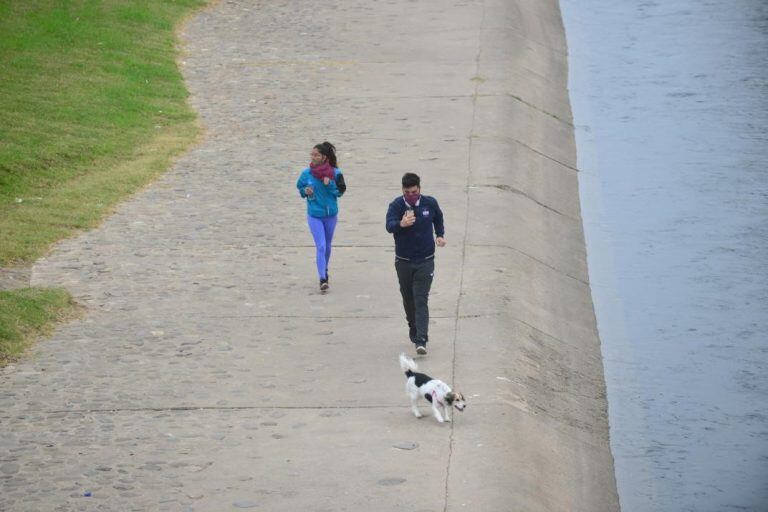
[{"x1": 386, "y1": 195, "x2": 445, "y2": 262}]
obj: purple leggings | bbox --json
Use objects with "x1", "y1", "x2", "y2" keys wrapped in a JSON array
[{"x1": 307, "y1": 215, "x2": 337, "y2": 280}]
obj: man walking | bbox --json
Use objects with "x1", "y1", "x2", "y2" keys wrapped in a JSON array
[{"x1": 386, "y1": 173, "x2": 446, "y2": 355}]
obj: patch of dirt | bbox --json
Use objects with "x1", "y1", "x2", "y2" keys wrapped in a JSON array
[{"x1": 0, "y1": 266, "x2": 32, "y2": 291}]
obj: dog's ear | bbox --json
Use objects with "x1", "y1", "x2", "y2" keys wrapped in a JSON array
[{"x1": 445, "y1": 392, "x2": 456, "y2": 404}]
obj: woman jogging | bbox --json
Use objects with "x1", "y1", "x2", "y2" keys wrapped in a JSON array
[{"x1": 296, "y1": 141, "x2": 346, "y2": 292}]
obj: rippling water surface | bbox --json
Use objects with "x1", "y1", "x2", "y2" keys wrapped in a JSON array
[{"x1": 561, "y1": 1, "x2": 768, "y2": 511}]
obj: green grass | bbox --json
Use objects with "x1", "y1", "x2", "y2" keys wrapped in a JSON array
[
  {"x1": 0, "y1": 0, "x2": 206, "y2": 363},
  {"x1": 0, "y1": 0, "x2": 206, "y2": 265},
  {"x1": 0, "y1": 288, "x2": 79, "y2": 363}
]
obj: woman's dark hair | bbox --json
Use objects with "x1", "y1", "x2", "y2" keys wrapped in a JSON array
[
  {"x1": 314, "y1": 141, "x2": 337, "y2": 168},
  {"x1": 401, "y1": 172, "x2": 420, "y2": 188}
]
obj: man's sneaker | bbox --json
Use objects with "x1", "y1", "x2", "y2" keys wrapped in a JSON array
[
  {"x1": 415, "y1": 341, "x2": 427, "y2": 355},
  {"x1": 320, "y1": 279, "x2": 329, "y2": 291}
]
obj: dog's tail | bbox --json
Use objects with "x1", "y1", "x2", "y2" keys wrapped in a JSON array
[{"x1": 399, "y1": 352, "x2": 417, "y2": 377}]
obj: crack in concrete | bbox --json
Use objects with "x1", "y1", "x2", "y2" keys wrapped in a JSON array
[
  {"x1": 22, "y1": 404, "x2": 410, "y2": 416},
  {"x1": 468, "y1": 242, "x2": 588, "y2": 284},
  {"x1": 510, "y1": 137, "x2": 580, "y2": 172},
  {"x1": 506, "y1": 314, "x2": 581, "y2": 349},
  {"x1": 498, "y1": 92, "x2": 572, "y2": 126},
  {"x1": 469, "y1": 183, "x2": 577, "y2": 219},
  {"x1": 442, "y1": 4, "x2": 487, "y2": 509},
  {"x1": 4, "y1": 400, "x2": 604, "y2": 419},
  {"x1": 473, "y1": 133, "x2": 580, "y2": 172},
  {"x1": 199, "y1": 313, "x2": 503, "y2": 320}
]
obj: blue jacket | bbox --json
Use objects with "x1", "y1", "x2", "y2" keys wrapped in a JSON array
[
  {"x1": 296, "y1": 168, "x2": 344, "y2": 218},
  {"x1": 386, "y1": 195, "x2": 445, "y2": 262}
]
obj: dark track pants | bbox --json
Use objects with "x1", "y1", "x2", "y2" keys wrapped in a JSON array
[{"x1": 395, "y1": 258, "x2": 434, "y2": 344}]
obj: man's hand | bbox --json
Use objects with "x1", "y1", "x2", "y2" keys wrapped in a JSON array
[
  {"x1": 436, "y1": 236, "x2": 446, "y2": 247},
  {"x1": 400, "y1": 210, "x2": 416, "y2": 228}
]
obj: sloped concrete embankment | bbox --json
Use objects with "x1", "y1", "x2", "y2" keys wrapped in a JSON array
[{"x1": 451, "y1": 1, "x2": 620, "y2": 510}]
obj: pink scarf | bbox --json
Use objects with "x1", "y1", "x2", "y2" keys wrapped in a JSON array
[{"x1": 310, "y1": 161, "x2": 335, "y2": 180}]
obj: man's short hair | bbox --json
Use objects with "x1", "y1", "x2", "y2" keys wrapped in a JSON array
[{"x1": 401, "y1": 173, "x2": 420, "y2": 189}]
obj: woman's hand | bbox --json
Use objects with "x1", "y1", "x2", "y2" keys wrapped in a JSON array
[
  {"x1": 323, "y1": 176, "x2": 331, "y2": 185},
  {"x1": 305, "y1": 185, "x2": 314, "y2": 197}
]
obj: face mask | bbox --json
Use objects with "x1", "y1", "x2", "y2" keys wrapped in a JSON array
[{"x1": 404, "y1": 193, "x2": 421, "y2": 206}]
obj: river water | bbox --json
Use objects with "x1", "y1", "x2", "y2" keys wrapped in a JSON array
[{"x1": 560, "y1": 1, "x2": 768, "y2": 511}]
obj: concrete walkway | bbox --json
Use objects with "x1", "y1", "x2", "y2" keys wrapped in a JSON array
[{"x1": 0, "y1": 0, "x2": 619, "y2": 510}]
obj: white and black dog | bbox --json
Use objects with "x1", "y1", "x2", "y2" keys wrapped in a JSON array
[{"x1": 399, "y1": 353, "x2": 466, "y2": 423}]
